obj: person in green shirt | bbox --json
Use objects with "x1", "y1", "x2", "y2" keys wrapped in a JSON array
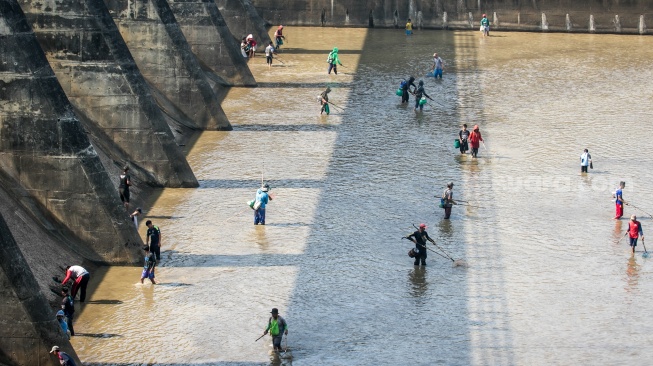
[
  {"x1": 262, "y1": 308, "x2": 288, "y2": 352},
  {"x1": 327, "y1": 47, "x2": 343, "y2": 75},
  {"x1": 480, "y1": 14, "x2": 490, "y2": 37}
]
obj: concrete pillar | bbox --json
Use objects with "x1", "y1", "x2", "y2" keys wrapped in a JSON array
[
  {"x1": 168, "y1": 0, "x2": 256, "y2": 87},
  {"x1": 105, "y1": 0, "x2": 233, "y2": 131},
  {"x1": 17, "y1": 0, "x2": 198, "y2": 188},
  {"x1": 216, "y1": 0, "x2": 271, "y2": 47},
  {"x1": 0, "y1": 210, "x2": 82, "y2": 366},
  {"x1": 1, "y1": 0, "x2": 143, "y2": 263}
]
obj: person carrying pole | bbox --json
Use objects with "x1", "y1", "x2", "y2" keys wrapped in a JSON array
[
  {"x1": 613, "y1": 181, "x2": 626, "y2": 219},
  {"x1": 406, "y1": 223, "x2": 436, "y2": 266},
  {"x1": 262, "y1": 308, "x2": 288, "y2": 352},
  {"x1": 441, "y1": 182, "x2": 456, "y2": 219},
  {"x1": 327, "y1": 47, "x2": 343, "y2": 75},
  {"x1": 627, "y1": 215, "x2": 644, "y2": 255},
  {"x1": 320, "y1": 87, "x2": 332, "y2": 115}
]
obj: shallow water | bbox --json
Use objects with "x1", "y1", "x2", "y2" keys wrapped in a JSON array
[{"x1": 72, "y1": 28, "x2": 653, "y2": 365}]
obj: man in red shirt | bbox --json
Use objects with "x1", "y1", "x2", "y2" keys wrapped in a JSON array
[
  {"x1": 469, "y1": 125, "x2": 483, "y2": 158},
  {"x1": 627, "y1": 215, "x2": 644, "y2": 255}
]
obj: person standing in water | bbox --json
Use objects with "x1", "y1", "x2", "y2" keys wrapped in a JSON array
[
  {"x1": 407, "y1": 223, "x2": 436, "y2": 266},
  {"x1": 441, "y1": 182, "x2": 456, "y2": 219},
  {"x1": 401, "y1": 76, "x2": 416, "y2": 104},
  {"x1": 614, "y1": 181, "x2": 626, "y2": 219},
  {"x1": 431, "y1": 53, "x2": 443, "y2": 79},
  {"x1": 580, "y1": 149, "x2": 592, "y2": 173},
  {"x1": 458, "y1": 124, "x2": 470, "y2": 155},
  {"x1": 146, "y1": 220, "x2": 162, "y2": 261},
  {"x1": 263, "y1": 308, "x2": 288, "y2": 352},
  {"x1": 320, "y1": 87, "x2": 332, "y2": 115},
  {"x1": 265, "y1": 42, "x2": 276, "y2": 69},
  {"x1": 481, "y1": 14, "x2": 490, "y2": 36},
  {"x1": 405, "y1": 18, "x2": 413, "y2": 35},
  {"x1": 327, "y1": 47, "x2": 343, "y2": 75},
  {"x1": 254, "y1": 183, "x2": 272, "y2": 225},
  {"x1": 627, "y1": 215, "x2": 644, "y2": 255},
  {"x1": 469, "y1": 125, "x2": 483, "y2": 158},
  {"x1": 141, "y1": 245, "x2": 157, "y2": 284},
  {"x1": 413, "y1": 80, "x2": 433, "y2": 112},
  {"x1": 274, "y1": 25, "x2": 285, "y2": 50}
]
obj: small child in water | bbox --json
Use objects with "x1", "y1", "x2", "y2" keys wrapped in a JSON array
[{"x1": 141, "y1": 245, "x2": 157, "y2": 284}]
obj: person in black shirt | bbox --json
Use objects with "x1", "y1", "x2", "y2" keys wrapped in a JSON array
[
  {"x1": 146, "y1": 220, "x2": 162, "y2": 261},
  {"x1": 407, "y1": 223, "x2": 436, "y2": 266},
  {"x1": 413, "y1": 80, "x2": 433, "y2": 112},
  {"x1": 119, "y1": 166, "x2": 131, "y2": 212},
  {"x1": 60, "y1": 287, "x2": 75, "y2": 336},
  {"x1": 458, "y1": 124, "x2": 470, "y2": 155},
  {"x1": 401, "y1": 76, "x2": 416, "y2": 104}
]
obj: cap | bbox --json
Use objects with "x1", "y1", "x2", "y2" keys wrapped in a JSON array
[
  {"x1": 270, "y1": 308, "x2": 279, "y2": 314},
  {"x1": 49, "y1": 346, "x2": 60, "y2": 353},
  {"x1": 447, "y1": 182, "x2": 454, "y2": 188},
  {"x1": 483, "y1": 13, "x2": 487, "y2": 17},
  {"x1": 631, "y1": 215, "x2": 637, "y2": 220},
  {"x1": 419, "y1": 223, "x2": 427, "y2": 229},
  {"x1": 433, "y1": 53, "x2": 437, "y2": 57},
  {"x1": 473, "y1": 124, "x2": 479, "y2": 129},
  {"x1": 56, "y1": 310, "x2": 65, "y2": 317}
]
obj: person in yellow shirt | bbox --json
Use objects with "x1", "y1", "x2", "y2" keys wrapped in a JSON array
[{"x1": 405, "y1": 18, "x2": 413, "y2": 35}]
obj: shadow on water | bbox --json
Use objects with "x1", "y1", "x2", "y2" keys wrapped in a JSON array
[{"x1": 84, "y1": 299, "x2": 123, "y2": 305}]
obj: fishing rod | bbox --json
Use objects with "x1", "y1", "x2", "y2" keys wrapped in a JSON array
[
  {"x1": 411, "y1": 224, "x2": 455, "y2": 262},
  {"x1": 626, "y1": 203, "x2": 653, "y2": 219},
  {"x1": 616, "y1": 232, "x2": 628, "y2": 246},
  {"x1": 255, "y1": 334, "x2": 266, "y2": 342},
  {"x1": 643, "y1": 238, "x2": 649, "y2": 258},
  {"x1": 402, "y1": 237, "x2": 450, "y2": 261},
  {"x1": 328, "y1": 101, "x2": 343, "y2": 110}
]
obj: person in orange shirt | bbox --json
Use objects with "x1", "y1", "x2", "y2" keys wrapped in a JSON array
[
  {"x1": 468, "y1": 125, "x2": 484, "y2": 158},
  {"x1": 627, "y1": 215, "x2": 644, "y2": 255}
]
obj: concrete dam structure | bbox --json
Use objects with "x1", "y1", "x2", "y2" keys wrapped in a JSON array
[{"x1": 1, "y1": 0, "x2": 652, "y2": 364}]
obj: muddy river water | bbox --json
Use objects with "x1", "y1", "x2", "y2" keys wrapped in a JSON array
[{"x1": 72, "y1": 28, "x2": 653, "y2": 365}]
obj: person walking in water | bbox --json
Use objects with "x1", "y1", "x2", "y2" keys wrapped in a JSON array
[
  {"x1": 262, "y1": 308, "x2": 288, "y2": 352},
  {"x1": 59, "y1": 265, "x2": 90, "y2": 303},
  {"x1": 141, "y1": 245, "x2": 157, "y2": 284},
  {"x1": 119, "y1": 166, "x2": 131, "y2": 212},
  {"x1": 458, "y1": 124, "x2": 470, "y2": 155},
  {"x1": 274, "y1": 25, "x2": 285, "y2": 50},
  {"x1": 480, "y1": 14, "x2": 490, "y2": 36},
  {"x1": 469, "y1": 125, "x2": 483, "y2": 158},
  {"x1": 626, "y1": 215, "x2": 644, "y2": 255},
  {"x1": 614, "y1": 181, "x2": 626, "y2": 219},
  {"x1": 580, "y1": 149, "x2": 592, "y2": 173},
  {"x1": 320, "y1": 87, "x2": 332, "y2": 115},
  {"x1": 405, "y1": 18, "x2": 413, "y2": 35},
  {"x1": 401, "y1": 76, "x2": 416, "y2": 104},
  {"x1": 146, "y1": 220, "x2": 162, "y2": 261},
  {"x1": 413, "y1": 80, "x2": 433, "y2": 112},
  {"x1": 254, "y1": 183, "x2": 272, "y2": 225},
  {"x1": 407, "y1": 223, "x2": 436, "y2": 266},
  {"x1": 265, "y1": 42, "x2": 276, "y2": 69},
  {"x1": 431, "y1": 53, "x2": 443, "y2": 79},
  {"x1": 441, "y1": 182, "x2": 456, "y2": 219},
  {"x1": 327, "y1": 47, "x2": 343, "y2": 75}
]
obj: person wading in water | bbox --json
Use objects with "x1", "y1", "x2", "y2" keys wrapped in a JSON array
[
  {"x1": 320, "y1": 87, "x2": 332, "y2": 115},
  {"x1": 469, "y1": 125, "x2": 483, "y2": 158},
  {"x1": 413, "y1": 80, "x2": 433, "y2": 112},
  {"x1": 458, "y1": 124, "x2": 470, "y2": 155},
  {"x1": 407, "y1": 223, "x2": 436, "y2": 266},
  {"x1": 614, "y1": 181, "x2": 626, "y2": 219},
  {"x1": 401, "y1": 76, "x2": 416, "y2": 104},
  {"x1": 626, "y1": 215, "x2": 644, "y2": 255},
  {"x1": 262, "y1": 308, "x2": 288, "y2": 352},
  {"x1": 441, "y1": 182, "x2": 456, "y2": 219}
]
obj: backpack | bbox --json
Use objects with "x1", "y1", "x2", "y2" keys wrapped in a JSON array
[{"x1": 327, "y1": 53, "x2": 334, "y2": 63}]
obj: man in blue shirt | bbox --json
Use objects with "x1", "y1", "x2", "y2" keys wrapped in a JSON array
[
  {"x1": 614, "y1": 181, "x2": 626, "y2": 219},
  {"x1": 254, "y1": 183, "x2": 272, "y2": 225}
]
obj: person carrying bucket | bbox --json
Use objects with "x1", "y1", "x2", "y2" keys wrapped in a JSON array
[
  {"x1": 320, "y1": 87, "x2": 332, "y2": 115},
  {"x1": 469, "y1": 125, "x2": 483, "y2": 158},
  {"x1": 254, "y1": 183, "x2": 272, "y2": 225},
  {"x1": 441, "y1": 182, "x2": 456, "y2": 219},
  {"x1": 327, "y1": 47, "x2": 343, "y2": 75},
  {"x1": 406, "y1": 223, "x2": 436, "y2": 266},
  {"x1": 458, "y1": 124, "x2": 470, "y2": 154},
  {"x1": 413, "y1": 80, "x2": 433, "y2": 112},
  {"x1": 626, "y1": 215, "x2": 644, "y2": 255},
  {"x1": 399, "y1": 76, "x2": 416, "y2": 104}
]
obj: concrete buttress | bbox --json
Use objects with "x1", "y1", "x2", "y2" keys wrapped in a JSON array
[
  {"x1": 216, "y1": 0, "x2": 272, "y2": 46},
  {"x1": 0, "y1": 0, "x2": 144, "y2": 264},
  {"x1": 17, "y1": 0, "x2": 199, "y2": 187},
  {"x1": 104, "y1": 0, "x2": 233, "y2": 130}
]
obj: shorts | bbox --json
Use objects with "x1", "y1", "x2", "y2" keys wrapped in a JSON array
[
  {"x1": 581, "y1": 165, "x2": 588, "y2": 173},
  {"x1": 406, "y1": 30, "x2": 412, "y2": 35},
  {"x1": 141, "y1": 268, "x2": 155, "y2": 280},
  {"x1": 629, "y1": 237, "x2": 638, "y2": 247},
  {"x1": 272, "y1": 335, "x2": 283, "y2": 349},
  {"x1": 266, "y1": 55, "x2": 272, "y2": 64},
  {"x1": 119, "y1": 188, "x2": 130, "y2": 203}
]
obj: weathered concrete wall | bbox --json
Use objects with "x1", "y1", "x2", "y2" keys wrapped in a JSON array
[
  {"x1": 0, "y1": 208, "x2": 81, "y2": 366},
  {"x1": 217, "y1": 0, "x2": 272, "y2": 46},
  {"x1": 18, "y1": 0, "x2": 199, "y2": 187},
  {"x1": 0, "y1": 0, "x2": 143, "y2": 264},
  {"x1": 251, "y1": 0, "x2": 653, "y2": 34},
  {"x1": 104, "y1": 0, "x2": 233, "y2": 130},
  {"x1": 168, "y1": 0, "x2": 257, "y2": 87}
]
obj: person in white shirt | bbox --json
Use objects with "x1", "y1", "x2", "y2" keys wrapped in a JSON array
[
  {"x1": 580, "y1": 149, "x2": 592, "y2": 173},
  {"x1": 265, "y1": 42, "x2": 276, "y2": 69}
]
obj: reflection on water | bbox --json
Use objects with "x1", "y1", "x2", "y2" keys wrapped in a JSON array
[{"x1": 71, "y1": 28, "x2": 653, "y2": 365}]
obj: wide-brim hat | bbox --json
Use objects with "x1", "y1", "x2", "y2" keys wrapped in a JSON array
[
  {"x1": 270, "y1": 308, "x2": 279, "y2": 314},
  {"x1": 49, "y1": 346, "x2": 60, "y2": 354}
]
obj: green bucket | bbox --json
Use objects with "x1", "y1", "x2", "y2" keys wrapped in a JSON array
[
  {"x1": 419, "y1": 97, "x2": 427, "y2": 106},
  {"x1": 454, "y1": 139, "x2": 460, "y2": 149},
  {"x1": 396, "y1": 89, "x2": 403, "y2": 96}
]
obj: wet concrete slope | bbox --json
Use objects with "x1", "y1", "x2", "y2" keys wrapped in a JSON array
[{"x1": 17, "y1": 0, "x2": 198, "y2": 187}]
